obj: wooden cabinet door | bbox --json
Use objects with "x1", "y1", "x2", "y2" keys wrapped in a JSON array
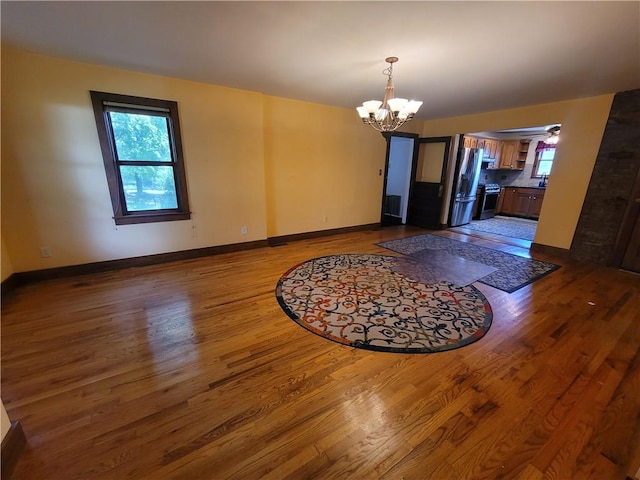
[
  {"x1": 500, "y1": 187, "x2": 545, "y2": 218},
  {"x1": 492, "y1": 140, "x2": 500, "y2": 158},
  {"x1": 497, "y1": 187, "x2": 505, "y2": 213},
  {"x1": 513, "y1": 190, "x2": 532, "y2": 215},
  {"x1": 499, "y1": 141, "x2": 518, "y2": 169},
  {"x1": 501, "y1": 188, "x2": 517, "y2": 214},
  {"x1": 529, "y1": 192, "x2": 544, "y2": 218},
  {"x1": 463, "y1": 136, "x2": 479, "y2": 148},
  {"x1": 484, "y1": 138, "x2": 496, "y2": 158},
  {"x1": 482, "y1": 139, "x2": 499, "y2": 159}
]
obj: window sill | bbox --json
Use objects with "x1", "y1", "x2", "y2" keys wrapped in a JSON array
[{"x1": 114, "y1": 211, "x2": 191, "y2": 225}]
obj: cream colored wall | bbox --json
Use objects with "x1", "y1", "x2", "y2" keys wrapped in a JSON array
[
  {"x1": 263, "y1": 96, "x2": 386, "y2": 237},
  {"x1": 1, "y1": 47, "x2": 269, "y2": 272},
  {"x1": 422, "y1": 96, "x2": 613, "y2": 249}
]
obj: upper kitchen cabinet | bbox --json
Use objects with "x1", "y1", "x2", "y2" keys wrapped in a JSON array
[
  {"x1": 483, "y1": 139, "x2": 499, "y2": 159},
  {"x1": 463, "y1": 136, "x2": 478, "y2": 148},
  {"x1": 517, "y1": 139, "x2": 531, "y2": 164},
  {"x1": 496, "y1": 139, "x2": 530, "y2": 170}
]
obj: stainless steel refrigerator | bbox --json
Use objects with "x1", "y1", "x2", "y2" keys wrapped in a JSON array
[{"x1": 450, "y1": 147, "x2": 483, "y2": 227}]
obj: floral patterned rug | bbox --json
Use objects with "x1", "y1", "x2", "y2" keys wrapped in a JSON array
[
  {"x1": 276, "y1": 254, "x2": 492, "y2": 354},
  {"x1": 378, "y1": 234, "x2": 560, "y2": 293}
]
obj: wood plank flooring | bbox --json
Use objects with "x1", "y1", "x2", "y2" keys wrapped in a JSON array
[{"x1": 2, "y1": 226, "x2": 639, "y2": 480}]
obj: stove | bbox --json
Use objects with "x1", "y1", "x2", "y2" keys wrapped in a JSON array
[
  {"x1": 484, "y1": 183, "x2": 501, "y2": 194},
  {"x1": 477, "y1": 183, "x2": 501, "y2": 219}
]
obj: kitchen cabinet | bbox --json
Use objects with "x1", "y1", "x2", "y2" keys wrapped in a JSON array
[
  {"x1": 497, "y1": 187, "x2": 505, "y2": 212},
  {"x1": 499, "y1": 187, "x2": 545, "y2": 219},
  {"x1": 464, "y1": 136, "x2": 530, "y2": 169},
  {"x1": 517, "y1": 139, "x2": 531, "y2": 164},
  {"x1": 492, "y1": 138, "x2": 531, "y2": 170},
  {"x1": 463, "y1": 136, "x2": 478, "y2": 148},
  {"x1": 465, "y1": 136, "x2": 498, "y2": 159},
  {"x1": 497, "y1": 140, "x2": 519, "y2": 169},
  {"x1": 530, "y1": 193, "x2": 544, "y2": 217},
  {"x1": 480, "y1": 138, "x2": 499, "y2": 159}
]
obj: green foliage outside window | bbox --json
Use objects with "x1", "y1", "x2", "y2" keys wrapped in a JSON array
[{"x1": 109, "y1": 111, "x2": 178, "y2": 211}]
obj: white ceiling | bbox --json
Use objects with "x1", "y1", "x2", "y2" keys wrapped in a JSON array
[{"x1": 1, "y1": 1, "x2": 639, "y2": 120}]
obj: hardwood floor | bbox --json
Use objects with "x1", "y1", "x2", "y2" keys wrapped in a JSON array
[{"x1": 2, "y1": 226, "x2": 639, "y2": 480}]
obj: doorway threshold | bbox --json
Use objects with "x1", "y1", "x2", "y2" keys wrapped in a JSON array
[{"x1": 448, "y1": 226, "x2": 533, "y2": 249}]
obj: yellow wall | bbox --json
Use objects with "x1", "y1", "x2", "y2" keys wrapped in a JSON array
[
  {"x1": 1, "y1": 47, "x2": 390, "y2": 272},
  {"x1": 421, "y1": 96, "x2": 613, "y2": 249},
  {"x1": 1, "y1": 400, "x2": 10, "y2": 440},
  {"x1": 0, "y1": 47, "x2": 616, "y2": 272},
  {"x1": 263, "y1": 96, "x2": 386, "y2": 237},
  {"x1": 1, "y1": 236, "x2": 14, "y2": 282},
  {"x1": 2, "y1": 47, "x2": 269, "y2": 271}
]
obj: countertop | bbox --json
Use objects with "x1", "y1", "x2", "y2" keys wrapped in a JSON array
[{"x1": 500, "y1": 185, "x2": 546, "y2": 190}]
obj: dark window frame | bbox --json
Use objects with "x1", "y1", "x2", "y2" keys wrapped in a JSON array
[{"x1": 90, "y1": 91, "x2": 191, "y2": 225}]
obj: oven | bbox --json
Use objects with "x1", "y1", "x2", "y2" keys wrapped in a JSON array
[{"x1": 478, "y1": 183, "x2": 501, "y2": 220}]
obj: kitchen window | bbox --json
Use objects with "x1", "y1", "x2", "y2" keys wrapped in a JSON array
[
  {"x1": 90, "y1": 91, "x2": 191, "y2": 225},
  {"x1": 532, "y1": 142, "x2": 556, "y2": 178}
]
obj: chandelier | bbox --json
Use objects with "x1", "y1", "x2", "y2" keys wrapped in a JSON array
[{"x1": 356, "y1": 57, "x2": 422, "y2": 133}]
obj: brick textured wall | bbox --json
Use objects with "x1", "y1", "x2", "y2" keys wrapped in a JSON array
[{"x1": 571, "y1": 89, "x2": 640, "y2": 264}]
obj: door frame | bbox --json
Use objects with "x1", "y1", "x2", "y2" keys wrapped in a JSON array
[
  {"x1": 609, "y1": 164, "x2": 640, "y2": 268},
  {"x1": 380, "y1": 131, "x2": 419, "y2": 226},
  {"x1": 406, "y1": 136, "x2": 452, "y2": 229}
]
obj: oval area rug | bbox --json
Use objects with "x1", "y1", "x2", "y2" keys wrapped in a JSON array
[{"x1": 276, "y1": 254, "x2": 492, "y2": 353}]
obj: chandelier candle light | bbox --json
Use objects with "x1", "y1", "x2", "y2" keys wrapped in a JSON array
[{"x1": 356, "y1": 57, "x2": 422, "y2": 133}]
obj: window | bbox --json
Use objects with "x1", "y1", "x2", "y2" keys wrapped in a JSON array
[
  {"x1": 90, "y1": 91, "x2": 190, "y2": 225},
  {"x1": 532, "y1": 142, "x2": 556, "y2": 178}
]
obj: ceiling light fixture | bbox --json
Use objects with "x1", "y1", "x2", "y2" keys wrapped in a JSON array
[
  {"x1": 356, "y1": 57, "x2": 422, "y2": 133},
  {"x1": 546, "y1": 125, "x2": 560, "y2": 144}
]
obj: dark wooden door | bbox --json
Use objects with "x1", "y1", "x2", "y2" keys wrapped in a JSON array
[
  {"x1": 406, "y1": 137, "x2": 451, "y2": 229},
  {"x1": 621, "y1": 210, "x2": 640, "y2": 272},
  {"x1": 612, "y1": 165, "x2": 640, "y2": 273}
]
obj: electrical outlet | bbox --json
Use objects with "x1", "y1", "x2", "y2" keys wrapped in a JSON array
[
  {"x1": 323, "y1": 216, "x2": 328, "y2": 223},
  {"x1": 241, "y1": 226, "x2": 248, "y2": 235},
  {"x1": 40, "y1": 246, "x2": 51, "y2": 258}
]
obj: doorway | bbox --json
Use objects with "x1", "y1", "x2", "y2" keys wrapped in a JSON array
[
  {"x1": 380, "y1": 134, "x2": 452, "y2": 230},
  {"x1": 449, "y1": 125, "x2": 559, "y2": 243},
  {"x1": 382, "y1": 135, "x2": 414, "y2": 226}
]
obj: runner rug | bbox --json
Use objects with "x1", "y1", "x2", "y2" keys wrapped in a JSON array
[
  {"x1": 377, "y1": 234, "x2": 560, "y2": 293},
  {"x1": 463, "y1": 215, "x2": 537, "y2": 241},
  {"x1": 276, "y1": 254, "x2": 492, "y2": 354}
]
